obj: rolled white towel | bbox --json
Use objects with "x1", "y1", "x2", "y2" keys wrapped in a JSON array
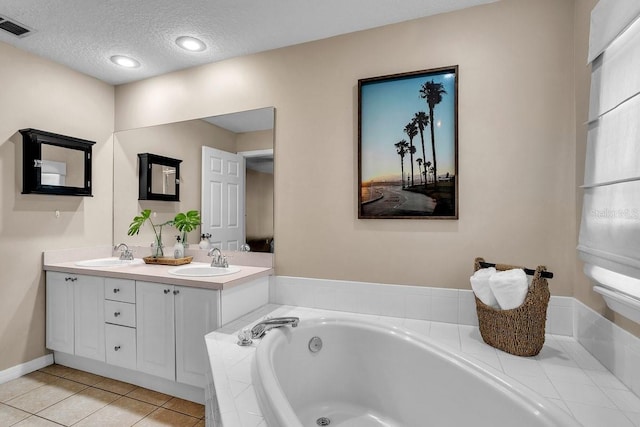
[
  {"x1": 470, "y1": 267, "x2": 499, "y2": 308},
  {"x1": 489, "y1": 268, "x2": 529, "y2": 310}
]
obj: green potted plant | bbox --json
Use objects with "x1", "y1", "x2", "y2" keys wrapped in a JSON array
[
  {"x1": 172, "y1": 210, "x2": 201, "y2": 246},
  {"x1": 127, "y1": 209, "x2": 173, "y2": 257}
]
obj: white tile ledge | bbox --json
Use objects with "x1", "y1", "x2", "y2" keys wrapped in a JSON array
[{"x1": 205, "y1": 305, "x2": 640, "y2": 427}]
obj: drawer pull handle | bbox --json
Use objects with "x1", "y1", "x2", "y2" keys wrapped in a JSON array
[
  {"x1": 164, "y1": 289, "x2": 171, "y2": 294},
  {"x1": 114, "y1": 345, "x2": 121, "y2": 351},
  {"x1": 173, "y1": 290, "x2": 180, "y2": 295},
  {"x1": 65, "y1": 277, "x2": 77, "y2": 282},
  {"x1": 113, "y1": 288, "x2": 120, "y2": 293},
  {"x1": 114, "y1": 311, "x2": 121, "y2": 317}
]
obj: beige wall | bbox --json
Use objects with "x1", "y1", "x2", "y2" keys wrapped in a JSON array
[
  {"x1": 246, "y1": 169, "x2": 275, "y2": 240},
  {"x1": 115, "y1": 0, "x2": 577, "y2": 296},
  {"x1": 237, "y1": 129, "x2": 274, "y2": 152},
  {"x1": 0, "y1": 42, "x2": 114, "y2": 371},
  {"x1": 113, "y1": 119, "x2": 235, "y2": 247}
]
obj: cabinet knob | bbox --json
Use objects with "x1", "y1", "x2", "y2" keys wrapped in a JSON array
[
  {"x1": 114, "y1": 311, "x2": 121, "y2": 317},
  {"x1": 113, "y1": 288, "x2": 120, "y2": 293},
  {"x1": 173, "y1": 290, "x2": 180, "y2": 295},
  {"x1": 164, "y1": 289, "x2": 171, "y2": 294},
  {"x1": 114, "y1": 345, "x2": 121, "y2": 351}
]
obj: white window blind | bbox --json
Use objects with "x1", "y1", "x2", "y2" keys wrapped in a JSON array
[{"x1": 579, "y1": 1, "x2": 640, "y2": 303}]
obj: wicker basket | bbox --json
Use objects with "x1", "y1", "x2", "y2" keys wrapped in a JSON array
[{"x1": 473, "y1": 257, "x2": 550, "y2": 357}]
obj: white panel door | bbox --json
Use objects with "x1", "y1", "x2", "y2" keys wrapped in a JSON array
[
  {"x1": 174, "y1": 286, "x2": 220, "y2": 388},
  {"x1": 74, "y1": 275, "x2": 105, "y2": 361},
  {"x1": 136, "y1": 281, "x2": 175, "y2": 381},
  {"x1": 45, "y1": 272, "x2": 74, "y2": 353},
  {"x1": 202, "y1": 146, "x2": 245, "y2": 250}
]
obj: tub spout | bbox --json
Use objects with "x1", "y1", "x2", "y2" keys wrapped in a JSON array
[{"x1": 251, "y1": 317, "x2": 299, "y2": 339}]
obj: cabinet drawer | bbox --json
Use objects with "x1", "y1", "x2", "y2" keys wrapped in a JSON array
[
  {"x1": 104, "y1": 278, "x2": 135, "y2": 303},
  {"x1": 105, "y1": 324, "x2": 136, "y2": 370},
  {"x1": 104, "y1": 300, "x2": 136, "y2": 327}
]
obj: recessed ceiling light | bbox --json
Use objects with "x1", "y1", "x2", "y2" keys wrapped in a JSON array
[
  {"x1": 110, "y1": 55, "x2": 140, "y2": 68},
  {"x1": 176, "y1": 36, "x2": 206, "y2": 52}
]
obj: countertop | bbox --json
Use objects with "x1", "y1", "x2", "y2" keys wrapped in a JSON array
[{"x1": 43, "y1": 246, "x2": 274, "y2": 291}]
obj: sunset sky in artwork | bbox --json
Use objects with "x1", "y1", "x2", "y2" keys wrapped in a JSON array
[{"x1": 360, "y1": 70, "x2": 456, "y2": 183}]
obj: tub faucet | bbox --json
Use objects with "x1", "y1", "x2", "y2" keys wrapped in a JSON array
[
  {"x1": 250, "y1": 317, "x2": 300, "y2": 339},
  {"x1": 114, "y1": 243, "x2": 133, "y2": 260},
  {"x1": 208, "y1": 247, "x2": 228, "y2": 268}
]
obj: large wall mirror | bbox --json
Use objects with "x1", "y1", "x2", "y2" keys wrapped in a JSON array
[{"x1": 112, "y1": 107, "x2": 274, "y2": 253}]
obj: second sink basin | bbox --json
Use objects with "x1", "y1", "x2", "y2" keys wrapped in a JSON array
[
  {"x1": 75, "y1": 258, "x2": 144, "y2": 267},
  {"x1": 168, "y1": 264, "x2": 241, "y2": 277}
]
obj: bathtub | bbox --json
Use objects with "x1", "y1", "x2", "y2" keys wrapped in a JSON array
[{"x1": 253, "y1": 317, "x2": 580, "y2": 427}]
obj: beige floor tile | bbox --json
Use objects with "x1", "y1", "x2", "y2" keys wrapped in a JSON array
[
  {"x1": 37, "y1": 364, "x2": 76, "y2": 378},
  {"x1": 0, "y1": 402, "x2": 30, "y2": 425},
  {"x1": 193, "y1": 420, "x2": 205, "y2": 427},
  {"x1": 12, "y1": 415, "x2": 61, "y2": 426},
  {"x1": 63, "y1": 369, "x2": 105, "y2": 386},
  {"x1": 5, "y1": 377, "x2": 87, "y2": 414},
  {"x1": 162, "y1": 398, "x2": 204, "y2": 419},
  {"x1": 37, "y1": 386, "x2": 119, "y2": 426},
  {"x1": 74, "y1": 396, "x2": 156, "y2": 427},
  {"x1": 134, "y1": 407, "x2": 200, "y2": 426},
  {"x1": 127, "y1": 387, "x2": 172, "y2": 406},
  {"x1": 0, "y1": 372, "x2": 58, "y2": 403},
  {"x1": 93, "y1": 378, "x2": 137, "y2": 395}
]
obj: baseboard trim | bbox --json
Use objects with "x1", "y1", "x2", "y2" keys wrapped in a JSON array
[
  {"x1": 53, "y1": 352, "x2": 204, "y2": 404},
  {"x1": 0, "y1": 354, "x2": 54, "y2": 384}
]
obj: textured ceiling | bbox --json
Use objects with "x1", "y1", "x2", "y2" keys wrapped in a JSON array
[{"x1": 0, "y1": 0, "x2": 496, "y2": 86}]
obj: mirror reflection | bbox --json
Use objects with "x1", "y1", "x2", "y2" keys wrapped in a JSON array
[
  {"x1": 41, "y1": 144, "x2": 85, "y2": 187},
  {"x1": 113, "y1": 107, "x2": 274, "y2": 253}
]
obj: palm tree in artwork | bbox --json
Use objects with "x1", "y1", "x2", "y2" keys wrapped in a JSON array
[
  {"x1": 425, "y1": 161, "x2": 432, "y2": 183},
  {"x1": 419, "y1": 80, "x2": 447, "y2": 187},
  {"x1": 394, "y1": 140, "x2": 409, "y2": 188},
  {"x1": 404, "y1": 121, "x2": 418, "y2": 187},
  {"x1": 416, "y1": 158, "x2": 423, "y2": 184},
  {"x1": 413, "y1": 112, "x2": 429, "y2": 188}
]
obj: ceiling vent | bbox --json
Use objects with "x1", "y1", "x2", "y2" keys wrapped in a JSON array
[{"x1": 0, "y1": 15, "x2": 33, "y2": 38}]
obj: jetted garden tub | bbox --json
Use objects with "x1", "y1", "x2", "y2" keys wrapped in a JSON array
[{"x1": 252, "y1": 317, "x2": 580, "y2": 427}]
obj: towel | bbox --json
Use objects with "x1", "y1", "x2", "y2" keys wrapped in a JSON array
[
  {"x1": 489, "y1": 268, "x2": 529, "y2": 310},
  {"x1": 470, "y1": 267, "x2": 499, "y2": 308}
]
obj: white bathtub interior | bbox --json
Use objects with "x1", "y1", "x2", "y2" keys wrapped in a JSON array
[{"x1": 205, "y1": 304, "x2": 640, "y2": 427}]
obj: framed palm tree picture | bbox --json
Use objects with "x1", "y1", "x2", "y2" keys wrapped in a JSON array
[{"x1": 358, "y1": 66, "x2": 458, "y2": 219}]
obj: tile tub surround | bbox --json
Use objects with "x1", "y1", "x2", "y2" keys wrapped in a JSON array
[
  {"x1": 270, "y1": 276, "x2": 575, "y2": 336},
  {"x1": 205, "y1": 305, "x2": 640, "y2": 427}
]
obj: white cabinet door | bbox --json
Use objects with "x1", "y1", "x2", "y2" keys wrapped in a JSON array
[
  {"x1": 46, "y1": 272, "x2": 74, "y2": 353},
  {"x1": 136, "y1": 281, "x2": 175, "y2": 380},
  {"x1": 174, "y1": 286, "x2": 220, "y2": 388},
  {"x1": 74, "y1": 275, "x2": 105, "y2": 361}
]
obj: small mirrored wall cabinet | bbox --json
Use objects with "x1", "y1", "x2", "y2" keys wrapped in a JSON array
[
  {"x1": 138, "y1": 153, "x2": 182, "y2": 202},
  {"x1": 20, "y1": 128, "x2": 95, "y2": 196}
]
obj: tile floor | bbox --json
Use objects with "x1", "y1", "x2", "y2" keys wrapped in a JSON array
[{"x1": 0, "y1": 364, "x2": 205, "y2": 426}]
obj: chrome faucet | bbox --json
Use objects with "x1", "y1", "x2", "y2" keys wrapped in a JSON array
[
  {"x1": 114, "y1": 243, "x2": 133, "y2": 260},
  {"x1": 250, "y1": 317, "x2": 299, "y2": 339},
  {"x1": 207, "y1": 247, "x2": 228, "y2": 268}
]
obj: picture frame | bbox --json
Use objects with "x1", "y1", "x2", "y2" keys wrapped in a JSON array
[{"x1": 358, "y1": 66, "x2": 458, "y2": 219}]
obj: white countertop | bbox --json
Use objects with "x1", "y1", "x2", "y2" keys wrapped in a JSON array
[{"x1": 43, "y1": 246, "x2": 274, "y2": 291}]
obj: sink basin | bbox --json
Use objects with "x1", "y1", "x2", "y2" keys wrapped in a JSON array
[
  {"x1": 168, "y1": 264, "x2": 241, "y2": 277},
  {"x1": 75, "y1": 258, "x2": 144, "y2": 267}
]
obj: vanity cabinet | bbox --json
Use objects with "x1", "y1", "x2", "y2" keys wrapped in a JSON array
[
  {"x1": 74, "y1": 276, "x2": 105, "y2": 361},
  {"x1": 46, "y1": 272, "x2": 116, "y2": 362},
  {"x1": 46, "y1": 272, "x2": 75, "y2": 354},
  {"x1": 136, "y1": 281, "x2": 219, "y2": 387}
]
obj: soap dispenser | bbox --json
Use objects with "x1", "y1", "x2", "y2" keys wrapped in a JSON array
[
  {"x1": 199, "y1": 233, "x2": 211, "y2": 250},
  {"x1": 173, "y1": 236, "x2": 185, "y2": 259}
]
